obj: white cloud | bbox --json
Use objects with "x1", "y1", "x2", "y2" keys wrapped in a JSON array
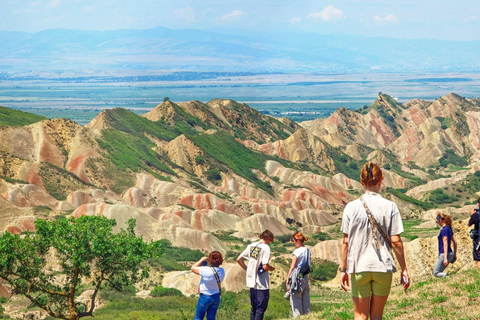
[
  {"x1": 174, "y1": 6, "x2": 196, "y2": 22},
  {"x1": 308, "y1": 5, "x2": 344, "y2": 21},
  {"x1": 463, "y1": 16, "x2": 478, "y2": 23},
  {"x1": 221, "y1": 10, "x2": 245, "y2": 21},
  {"x1": 374, "y1": 14, "x2": 399, "y2": 24},
  {"x1": 82, "y1": 5, "x2": 96, "y2": 13},
  {"x1": 48, "y1": 0, "x2": 61, "y2": 8},
  {"x1": 288, "y1": 17, "x2": 302, "y2": 24}
]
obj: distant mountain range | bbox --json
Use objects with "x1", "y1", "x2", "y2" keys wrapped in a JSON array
[{"x1": 1, "y1": 27, "x2": 480, "y2": 74}]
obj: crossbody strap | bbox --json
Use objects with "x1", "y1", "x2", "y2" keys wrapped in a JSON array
[
  {"x1": 210, "y1": 267, "x2": 222, "y2": 295},
  {"x1": 360, "y1": 197, "x2": 392, "y2": 250}
]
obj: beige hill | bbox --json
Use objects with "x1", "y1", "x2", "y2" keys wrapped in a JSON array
[
  {"x1": 234, "y1": 213, "x2": 291, "y2": 239},
  {"x1": 251, "y1": 128, "x2": 336, "y2": 173}
]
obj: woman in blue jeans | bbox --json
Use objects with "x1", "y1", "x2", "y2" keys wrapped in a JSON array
[
  {"x1": 433, "y1": 213, "x2": 457, "y2": 277},
  {"x1": 191, "y1": 251, "x2": 225, "y2": 320}
]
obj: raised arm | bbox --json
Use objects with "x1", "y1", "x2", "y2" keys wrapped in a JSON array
[{"x1": 191, "y1": 256, "x2": 207, "y2": 275}]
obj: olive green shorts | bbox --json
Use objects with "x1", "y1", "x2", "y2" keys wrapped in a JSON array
[{"x1": 351, "y1": 272, "x2": 392, "y2": 298}]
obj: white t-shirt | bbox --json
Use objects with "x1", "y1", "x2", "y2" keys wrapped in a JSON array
[
  {"x1": 340, "y1": 192, "x2": 404, "y2": 274},
  {"x1": 293, "y1": 246, "x2": 311, "y2": 268},
  {"x1": 293, "y1": 246, "x2": 311, "y2": 281},
  {"x1": 198, "y1": 266, "x2": 225, "y2": 295},
  {"x1": 240, "y1": 241, "x2": 271, "y2": 290}
]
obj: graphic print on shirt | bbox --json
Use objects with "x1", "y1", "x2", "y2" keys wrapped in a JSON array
[{"x1": 250, "y1": 244, "x2": 261, "y2": 260}]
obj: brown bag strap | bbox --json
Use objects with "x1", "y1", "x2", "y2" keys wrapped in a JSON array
[
  {"x1": 360, "y1": 197, "x2": 391, "y2": 250},
  {"x1": 210, "y1": 267, "x2": 222, "y2": 296}
]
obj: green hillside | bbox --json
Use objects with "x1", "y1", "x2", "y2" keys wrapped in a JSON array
[{"x1": 0, "y1": 105, "x2": 46, "y2": 127}]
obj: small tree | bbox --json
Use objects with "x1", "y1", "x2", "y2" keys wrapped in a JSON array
[
  {"x1": 0, "y1": 215, "x2": 164, "y2": 320},
  {"x1": 163, "y1": 97, "x2": 170, "y2": 102}
]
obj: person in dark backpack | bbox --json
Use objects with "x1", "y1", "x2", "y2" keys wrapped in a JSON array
[
  {"x1": 468, "y1": 197, "x2": 480, "y2": 268},
  {"x1": 191, "y1": 251, "x2": 225, "y2": 320},
  {"x1": 286, "y1": 232, "x2": 311, "y2": 318}
]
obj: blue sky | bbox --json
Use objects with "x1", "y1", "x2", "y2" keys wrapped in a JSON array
[{"x1": 1, "y1": 0, "x2": 479, "y2": 41}]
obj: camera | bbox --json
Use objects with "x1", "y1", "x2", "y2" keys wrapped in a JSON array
[{"x1": 201, "y1": 260, "x2": 208, "y2": 266}]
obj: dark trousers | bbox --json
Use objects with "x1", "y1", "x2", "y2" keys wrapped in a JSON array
[{"x1": 249, "y1": 288, "x2": 270, "y2": 320}]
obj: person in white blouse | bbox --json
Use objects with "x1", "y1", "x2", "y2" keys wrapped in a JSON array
[
  {"x1": 191, "y1": 251, "x2": 225, "y2": 320},
  {"x1": 340, "y1": 162, "x2": 410, "y2": 320}
]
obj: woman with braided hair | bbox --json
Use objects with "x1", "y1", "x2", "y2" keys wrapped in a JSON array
[{"x1": 340, "y1": 162, "x2": 410, "y2": 320}]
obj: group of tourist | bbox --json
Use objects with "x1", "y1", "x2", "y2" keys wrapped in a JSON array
[{"x1": 190, "y1": 162, "x2": 479, "y2": 320}]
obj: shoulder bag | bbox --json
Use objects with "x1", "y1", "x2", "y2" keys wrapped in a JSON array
[
  {"x1": 210, "y1": 267, "x2": 222, "y2": 296},
  {"x1": 360, "y1": 197, "x2": 391, "y2": 250}
]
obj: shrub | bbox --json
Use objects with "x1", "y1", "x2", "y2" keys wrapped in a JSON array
[
  {"x1": 195, "y1": 155, "x2": 205, "y2": 165},
  {"x1": 206, "y1": 169, "x2": 221, "y2": 182},
  {"x1": 428, "y1": 188, "x2": 458, "y2": 204},
  {"x1": 150, "y1": 286, "x2": 183, "y2": 297},
  {"x1": 310, "y1": 260, "x2": 339, "y2": 281}
]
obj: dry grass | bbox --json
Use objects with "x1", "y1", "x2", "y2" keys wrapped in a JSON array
[{"x1": 278, "y1": 268, "x2": 480, "y2": 320}]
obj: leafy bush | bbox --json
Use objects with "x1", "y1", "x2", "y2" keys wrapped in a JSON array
[
  {"x1": 150, "y1": 286, "x2": 183, "y2": 297},
  {"x1": 427, "y1": 188, "x2": 459, "y2": 204},
  {"x1": 206, "y1": 169, "x2": 221, "y2": 182},
  {"x1": 439, "y1": 149, "x2": 468, "y2": 167},
  {"x1": 310, "y1": 259, "x2": 339, "y2": 281},
  {"x1": 195, "y1": 155, "x2": 205, "y2": 165},
  {"x1": 148, "y1": 239, "x2": 203, "y2": 270}
]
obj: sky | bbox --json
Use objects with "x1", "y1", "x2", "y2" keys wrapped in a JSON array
[{"x1": 1, "y1": 0, "x2": 480, "y2": 41}]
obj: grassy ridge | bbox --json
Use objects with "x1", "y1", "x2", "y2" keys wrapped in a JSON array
[
  {"x1": 189, "y1": 130, "x2": 278, "y2": 194},
  {"x1": 0, "y1": 106, "x2": 46, "y2": 127}
]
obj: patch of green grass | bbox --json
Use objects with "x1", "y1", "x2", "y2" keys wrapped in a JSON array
[
  {"x1": 430, "y1": 295, "x2": 448, "y2": 303},
  {"x1": 189, "y1": 130, "x2": 281, "y2": 195},
  {"x1": 386, "y1": 189, "x2": 434, "y2": 210},
  {"x1": 0, "y1": 106, "x2": 46, "y2": 127}
]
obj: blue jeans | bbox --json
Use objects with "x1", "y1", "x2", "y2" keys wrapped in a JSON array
[
  {"x1": 249, "y1": 288, "x2": 269, "y2": 320},
  {"x1": 194, "y1": 293, "x2": 220, "y2": 320}
]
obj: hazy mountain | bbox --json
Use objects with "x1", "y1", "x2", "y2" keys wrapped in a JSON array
[{"x1": 1, "y1": 27, "x2": 480, "y2": 74}]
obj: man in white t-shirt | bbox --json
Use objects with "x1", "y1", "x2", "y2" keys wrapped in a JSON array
[{"x1": 237, "y1": 230, "x2": 275, "y2": 320}]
